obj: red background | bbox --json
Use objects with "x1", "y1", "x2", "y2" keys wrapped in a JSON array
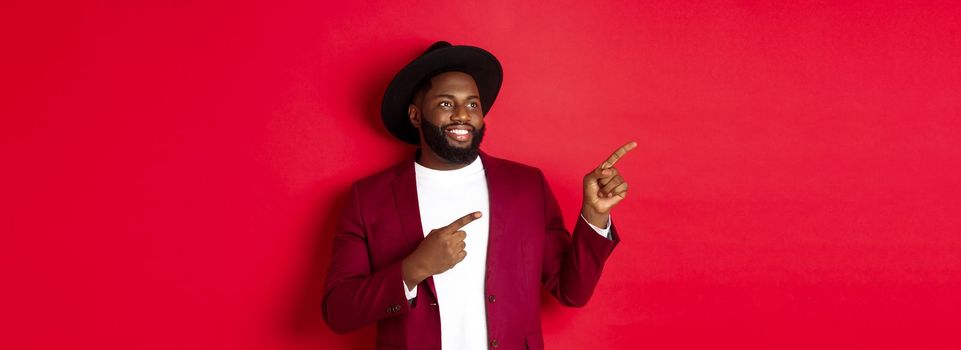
[{"x1": 2, "y1": 1, "x2": 960, "y2": 349}]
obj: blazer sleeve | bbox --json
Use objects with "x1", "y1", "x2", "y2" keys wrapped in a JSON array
[
  {"x1": 322, "y1": 183, "x2": 412, "y2": 334},
  {"x1": 538, "y1": 170, "x2": 620, "y2": 307}
]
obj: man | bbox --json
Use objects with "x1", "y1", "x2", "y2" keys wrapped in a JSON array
[{"x1": 323, "y1": 41, "x2": 634, "y2": 350}]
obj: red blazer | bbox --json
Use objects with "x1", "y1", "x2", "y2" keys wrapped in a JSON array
[{"x1": 323, "y1": 152, "x2": 620, "y2": 350}]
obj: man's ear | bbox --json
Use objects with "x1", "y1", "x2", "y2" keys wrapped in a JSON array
[{"x1": 408, "y1": 104, "x2": 421, "y2": 128}]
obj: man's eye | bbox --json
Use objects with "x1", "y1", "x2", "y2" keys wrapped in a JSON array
[
  {"x1": 440, "y1": 101, "x2": 452, "y2": 108},
  {"x1": 467, "y1": 102, "x2": 478, "y2": 108}
]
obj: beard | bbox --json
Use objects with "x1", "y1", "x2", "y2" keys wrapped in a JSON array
[{"x1": 420, "y1": 119, "x2": 486, "y2": 164}]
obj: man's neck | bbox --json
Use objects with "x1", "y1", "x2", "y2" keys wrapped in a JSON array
[{"x1": 416, "y1": 148, "x2": 476, "y2": 171}]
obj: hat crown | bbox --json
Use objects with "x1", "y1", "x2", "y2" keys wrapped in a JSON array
[{"x1": 423, "y1": 41, "x2": 452, "y2": 55}]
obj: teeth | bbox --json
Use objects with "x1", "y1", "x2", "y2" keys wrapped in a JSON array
[{"x1": 449, "y1": 129, "x2": 469, "y2": 135}]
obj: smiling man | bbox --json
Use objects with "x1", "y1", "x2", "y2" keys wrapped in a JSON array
[
  {"x1": 411, "y1": 71, "x2": 487, "y2": 168},
  {"x1": 323, "y1": 41, "x2": 635, "y2": 350}
]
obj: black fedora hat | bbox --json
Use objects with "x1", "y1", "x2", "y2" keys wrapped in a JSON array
[{"x1": 381, "y1": 41, "x2": 503, "y2": 145}]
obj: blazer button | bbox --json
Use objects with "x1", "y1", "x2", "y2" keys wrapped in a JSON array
[
  {"x1": 487, "y1": 294, "x2": 496, "y2": 303},
  {"x1": 489, "y1": 339, "x2": 498, "y2": 348}
]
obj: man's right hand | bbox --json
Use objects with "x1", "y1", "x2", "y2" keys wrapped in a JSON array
[{"x1": 402, "y1": 211, "x2": 482, "y2": 290}]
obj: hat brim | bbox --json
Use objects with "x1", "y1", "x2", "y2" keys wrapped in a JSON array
[{"x1": 381, "y1": 44, "x2": 503, "y2": 145}]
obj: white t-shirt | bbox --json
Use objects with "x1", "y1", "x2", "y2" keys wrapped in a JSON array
[{"x1": 413, "y1": 156, "x2": 491, "y2": 350}]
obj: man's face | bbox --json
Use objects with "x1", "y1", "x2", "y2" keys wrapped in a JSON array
[{"x1": 410, "y1": 71, "x2": 486, "y2": 164}]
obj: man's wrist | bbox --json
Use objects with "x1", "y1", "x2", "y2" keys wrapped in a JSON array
[
  {"x1": 401, "y1": 257, "x2": 426, "y2": 290},
  {"x1": 580, "y1": 207, "x2": 610, "y2": 228}
]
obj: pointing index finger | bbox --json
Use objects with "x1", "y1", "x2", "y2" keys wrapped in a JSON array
[
  {"x1": 600, "y1": 141, "x2": 637, "y2": 169},
  {"x1": 444, "y1": 211, "x2": 482, "y2": 232}
]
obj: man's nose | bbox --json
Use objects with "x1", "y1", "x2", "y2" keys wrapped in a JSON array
[{"x1": 451, "y1": 105, "x2": 471, "y2": 122}]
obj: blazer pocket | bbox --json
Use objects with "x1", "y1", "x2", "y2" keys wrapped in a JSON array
[{"x1": 525, "y1": 332, "x2": 544, "y2": 350}]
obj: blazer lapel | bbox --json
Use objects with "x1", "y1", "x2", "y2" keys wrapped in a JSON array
[
  {"x1": 390, "y1": 157, "x2": 439, "y2": 299},
  {"x1": 479, "y1": 152, "x2": 508, "y2": 285}
]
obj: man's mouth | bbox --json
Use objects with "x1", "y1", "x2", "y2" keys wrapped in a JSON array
[{"x1": 444, "y1": 125, "x2": 474, "y2": 143}]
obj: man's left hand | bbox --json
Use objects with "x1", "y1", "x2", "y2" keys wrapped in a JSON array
[{"x1": 582, "y1": 141, "x2": 636, "y2": 227}]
